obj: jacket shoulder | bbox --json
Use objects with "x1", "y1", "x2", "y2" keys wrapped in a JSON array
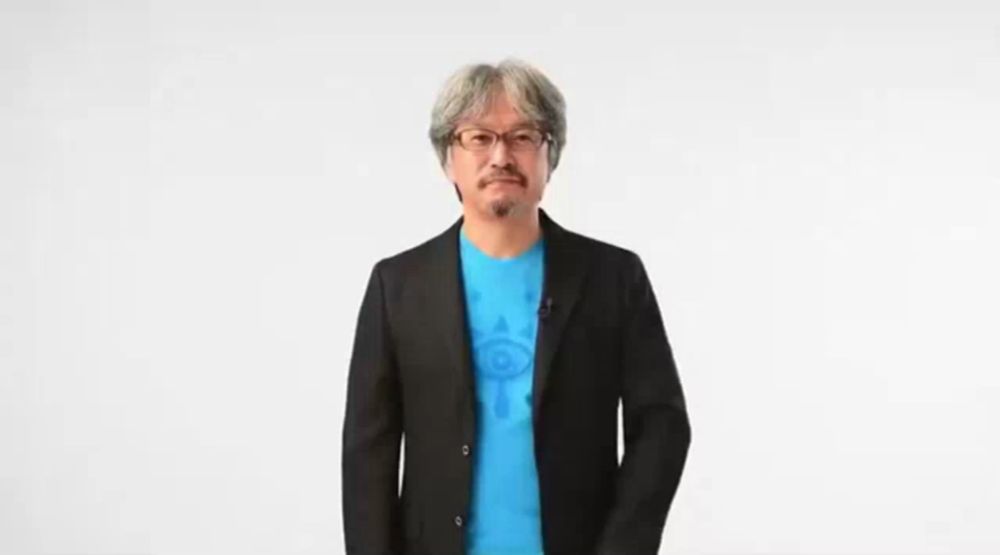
[
  {"x1": 367, "y1": 225, "x2": 449, "y2": 281},
  {"x1": 561, "y1": 226, "x2": 643, "y2": 269}
]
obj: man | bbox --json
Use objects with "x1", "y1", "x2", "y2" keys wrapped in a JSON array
[{"x1": 342, "y1": 58, "x2": 691, "y2": 555}]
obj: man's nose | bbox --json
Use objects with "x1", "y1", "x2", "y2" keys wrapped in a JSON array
[{"x1": 488, "y1": 138, "x2": 515, "y2": 167}]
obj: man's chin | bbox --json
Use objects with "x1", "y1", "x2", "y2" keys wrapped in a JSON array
[{"x1": 487, "y1": 199, "x2": 523, "y2": 218}]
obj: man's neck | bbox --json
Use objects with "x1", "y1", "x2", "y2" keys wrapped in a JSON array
[{"x1": 461, "y1": 208, "x2": 542, "y2": 259}]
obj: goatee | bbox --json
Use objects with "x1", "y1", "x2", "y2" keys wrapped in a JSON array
[{"x1": 489, "y1": 199, "x2": 520, "y2": 218}]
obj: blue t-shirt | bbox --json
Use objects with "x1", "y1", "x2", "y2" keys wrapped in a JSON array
[{"x1": 459, "y1": 225, "x2": 546, "y2": 555}]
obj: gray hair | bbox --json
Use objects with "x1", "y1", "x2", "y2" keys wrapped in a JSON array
[{"x1": 429, "y1": 58, "x2": 567, "y2": 177}]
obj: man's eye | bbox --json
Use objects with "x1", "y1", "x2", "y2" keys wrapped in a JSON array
[
  {"x1": 512, "y1": 133, "x2": 535, "y2": 143},
  {"x1": 468, "y1": 133, "x2": 492, "y2": 144}
]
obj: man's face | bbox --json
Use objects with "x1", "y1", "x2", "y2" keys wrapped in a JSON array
[{"x1": 444, "y1": 90, "x2": 550, "y2": 220}]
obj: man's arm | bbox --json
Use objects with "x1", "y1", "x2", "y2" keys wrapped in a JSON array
[
  {"x1": 342, "y1": 260, "x2": 403, "y2": 555},
  {"x1": 594, "y1": 252, "x2": 692, "y2": 555}
]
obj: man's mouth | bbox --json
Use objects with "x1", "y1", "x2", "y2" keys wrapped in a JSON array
[{"x1": 488, "y1": 178, "x2": 521, "y2": 186}]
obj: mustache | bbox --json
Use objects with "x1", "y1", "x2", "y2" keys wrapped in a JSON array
[{"x1": 479, "y1": 171, "x2": 525, "y2": 188}]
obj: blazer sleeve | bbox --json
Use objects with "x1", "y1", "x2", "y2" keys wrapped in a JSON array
[
  {"x1": 594, "y1": 252, "x2": 692, "y2": 555},
  {"x1": 342, "y1": 260, "x2": 404, "y2": 555}
]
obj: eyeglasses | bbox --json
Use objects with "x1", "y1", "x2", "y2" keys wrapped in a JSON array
[{"x1": 451, "y1": 127, "x2": 550, "y2": 152}]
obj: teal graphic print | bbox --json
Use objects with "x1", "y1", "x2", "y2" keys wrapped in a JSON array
[{"x1": 459, "y1": 225, "x2": 546, "y2": 555}]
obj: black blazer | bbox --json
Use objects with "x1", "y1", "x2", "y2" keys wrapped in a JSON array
[{"x1": 342, "y1": 208, "x2": 691, "y2": 555}]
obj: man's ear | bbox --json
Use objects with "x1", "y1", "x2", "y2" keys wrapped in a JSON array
[
  {"x1": 443, "y1": 149, "x2": 462, "y2": 203},
  {"x1": 442, "y1": 146, "x2": 455, "y2": 183}
]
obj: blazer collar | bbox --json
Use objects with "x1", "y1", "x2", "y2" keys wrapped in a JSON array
[{"x1": 428, "y1": 207, "x2": 590, "y2": 429}]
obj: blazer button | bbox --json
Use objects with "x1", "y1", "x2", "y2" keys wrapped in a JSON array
[
  {"x1": 454, "y1": 515, "x2": 463, "y2": 527},
  {"x1": 461, "y1": 444, "x2": 470, "y2": 456}
]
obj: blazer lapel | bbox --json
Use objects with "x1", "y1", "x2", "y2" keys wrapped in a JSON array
[
  {"x1": 532, "y1": 209, "x2": 589, "y2": 420},
  {"x1": 428, "y1": 208, "x2": 591, "y2": 429}
]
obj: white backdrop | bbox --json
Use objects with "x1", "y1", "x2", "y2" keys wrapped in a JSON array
[{"x1": 2, "y1": 1, "x2": 998, "y2": 554}]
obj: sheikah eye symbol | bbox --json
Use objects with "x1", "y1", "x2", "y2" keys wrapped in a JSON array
[{"x1": 473, "y1": 337, "x2": 532, "y2": 419}]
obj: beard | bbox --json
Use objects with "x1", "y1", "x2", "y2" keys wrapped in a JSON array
[{"x1": 488, "y1": 197, "x2": 522, "y2": 218}]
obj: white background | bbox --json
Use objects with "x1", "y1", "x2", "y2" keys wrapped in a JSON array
[{"x1": 2, "y1": 1, "x2": 998, "y2": 554}]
